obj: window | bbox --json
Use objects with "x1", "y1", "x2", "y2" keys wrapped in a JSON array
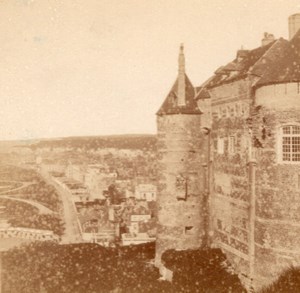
[
  {"x1": 228, "y1": 136, "x2": 235, "y2": 154},
  {"x1": 217, "y1": 219, "x2": 222, "y2": 230},
  {"x1": 229, "y1": 106, "x2": 235, "y2": 117},
  {"x1": 235, "y1": 103, "x2": 240, "y2": 116},
  {"x1": 212, "y1": 109, "x2": 219, "y2": 120},
  {"x1": 221, "y1": 107, "x2": 227, "y2": 118},
  {"x1": 280, "y1": 125, "x2": 300, "y2": 162}
]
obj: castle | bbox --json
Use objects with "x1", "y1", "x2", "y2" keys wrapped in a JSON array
[{"x1": 155, "y1": 14, "x2": 300, "y2": 290}]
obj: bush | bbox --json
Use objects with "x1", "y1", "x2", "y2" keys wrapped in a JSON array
[
  {"x1": 3, "y1": 243, "x2": 246, "y2": 293},
  {"x1": 2, "y1": 242, "x2": 163, "y2": 293},
  {"x1": 259, "y1": 266, "x2": 300, "y2": 293},
  {"x1": 162, "y1": 248, "x2": 246, "y2": 293}
]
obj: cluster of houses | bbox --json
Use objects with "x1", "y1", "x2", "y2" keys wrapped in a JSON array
[
  {"x1": 0, "y1": 208, "x2": 58, "y2": 246},
  {"x1": 0, "y1": 227, "x2": 58, "y2": 243},
  {"x1": 41, "y1": 160, "x2": 157, "y2": 246}
]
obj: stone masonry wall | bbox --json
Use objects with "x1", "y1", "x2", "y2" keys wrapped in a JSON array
[
  {"x1": 156, "y1": 78, "x2": 300, "y2": 290},
  {"x1": 155, "y1": 114, "x2": 207, "y2": 270},
  {"x1": 209, "y1": 78, "x2": 254, "y2": 287},
  {"x1": 251, "y1": 85, "x2": 300, "y2": 289}
]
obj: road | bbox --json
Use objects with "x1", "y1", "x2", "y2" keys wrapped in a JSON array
[{"x1": 38, "y1": 170, "x2": 82, "y2": 244}]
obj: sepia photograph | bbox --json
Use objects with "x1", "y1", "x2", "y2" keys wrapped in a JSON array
[{"x1": 1, "y1": 0, "x2": 300, "y2": 292}]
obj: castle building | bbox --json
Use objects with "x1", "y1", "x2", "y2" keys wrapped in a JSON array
[{"x1": 156, "y1": 14, "x2": 300, "y2": 290}]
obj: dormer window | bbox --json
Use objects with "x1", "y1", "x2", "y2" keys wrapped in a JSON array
[{"x1": 279, "y1": 125, "x2": 300, "y2": 163}]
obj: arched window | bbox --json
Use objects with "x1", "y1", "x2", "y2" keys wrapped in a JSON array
[{"x1": 280, "y1": 125, "x2": 300, "y2": 162}]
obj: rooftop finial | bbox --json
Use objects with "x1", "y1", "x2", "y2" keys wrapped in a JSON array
[
  {"x1": 180, "y1": 43, "x2": 184, "y2": 52},
  {"x1": 178, "y1": 43, "x2": 185, "y2": 74},
  {"x1": 178, "y1": 43, "x2": 186, "y2": 106}
]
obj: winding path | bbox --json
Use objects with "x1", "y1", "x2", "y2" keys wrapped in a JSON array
[
  {"x1": 0, "y1": 165, "x2": 82, "y2": 243},
  {"x1": 0, "y1": 177, "x2": 56, "y2": 215},
  {"x1": 0, "y1": 195, "x2": 54, "y2": 214},
  {"x1": 0, "y1": 181, "x2": 34, "y2": 195}
]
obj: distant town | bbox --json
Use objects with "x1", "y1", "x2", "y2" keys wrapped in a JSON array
[{"x1": 0, "y1": 135, "x2": 157, "y2": 250}]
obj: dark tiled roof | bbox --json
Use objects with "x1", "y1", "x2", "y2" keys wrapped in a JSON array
[
  {"x1": 156, "y1": 74, "x2": 202, "y2": 116},
  {"x1": 165, "y1": 30, "x2": 300, "y2": 106},
  {"x1": 194, "y1": 76, "x2": 214, "y2": 100},
  {"x1": 205, "y1": 41, "x2": 275, "y2": 89},
  {"x1": 195, "y1": 87, "x2": 210, "y2": 100},
  {"x1": 196, "y1": 30, "x2": 300, "y2": 91},
  {"x1": 253, "y1": 31, "x2": 300, "y2": 87}
]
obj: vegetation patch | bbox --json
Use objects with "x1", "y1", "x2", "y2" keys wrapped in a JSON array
[
  {"x1": 0, "y1": 199, "x2": 64, "y2": 236},
  {"x1": 259, "y1": 266, "x2": 300, "y2": 293},
  {"x1": 162, "y1": 248, "x2": 246, "y2": 293},
  {"x1": 2, "y1": 242, "x2": 246, "y2": 293}
]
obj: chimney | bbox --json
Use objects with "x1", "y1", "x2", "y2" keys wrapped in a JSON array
[
  {"x1": 236, "y1": 47, "x2": 248, "y2": 62},
  {"x1": 177, "y1": 44, "x2": 186, "y2": 106},
  {"x1": 261, "y1": 32, "x2": 275, "y2": 46},
  {"x1": 289, "y1": 13, "x2": 300, "y2": 40}
]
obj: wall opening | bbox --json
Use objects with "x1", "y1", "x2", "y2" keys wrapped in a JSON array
[{"x1": 185, "y1": 226, "x2": 194, "y2": 235}]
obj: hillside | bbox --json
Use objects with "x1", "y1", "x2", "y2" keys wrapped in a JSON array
[{"x1": 25, "y1": 134, "x2": 157, "y2": 151}]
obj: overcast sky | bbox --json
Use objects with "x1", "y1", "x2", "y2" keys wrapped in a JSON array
[{"x1": 0, "y1": 0, "x2": 299, "y2": 140}]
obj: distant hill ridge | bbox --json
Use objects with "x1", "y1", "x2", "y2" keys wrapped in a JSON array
[{"x1": 28, "y1": 134, "x2": 157, "y2": 150}]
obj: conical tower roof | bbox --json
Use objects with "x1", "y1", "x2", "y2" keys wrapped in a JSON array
[{"x1": 157, "y1": 45, "x2": 202, "y2": 116}]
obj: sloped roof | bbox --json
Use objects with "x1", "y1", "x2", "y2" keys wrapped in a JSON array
[
  {"x1": 194, "y1": 76, "x2": 215, "y2": 100},
  {"x1": 253, "y1": 31, "x2": 300, "y2": 87},
  {"x1": 205, "y1": 41, "x2": 276, "y2": 89},
  {"x1": 196, "y1": 30, "x2": 300, "y2": 92},
  {"x1": 194, "y1": 86, "x2": 210, "y2": 100},
  {"x1": 156, "y1": 74, "x2": 202, "y2": 115}
]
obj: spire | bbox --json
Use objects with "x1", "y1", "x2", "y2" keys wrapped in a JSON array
[{"x1": 177, "y1": 43, "x2": 186, "y2": 106}]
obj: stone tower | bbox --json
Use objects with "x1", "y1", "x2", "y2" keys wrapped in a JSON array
[{"x1": 155, "y1": 45, "x2": 208, "y2": 275}]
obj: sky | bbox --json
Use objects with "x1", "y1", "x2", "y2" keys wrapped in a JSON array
[{"x1": 0, "y1": 0, "x2": 299, "y2": 141}]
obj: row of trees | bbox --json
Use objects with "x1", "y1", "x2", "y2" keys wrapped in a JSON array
[{"x1": 31, "y1": 135, "x2": 157, "y2": 151}]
